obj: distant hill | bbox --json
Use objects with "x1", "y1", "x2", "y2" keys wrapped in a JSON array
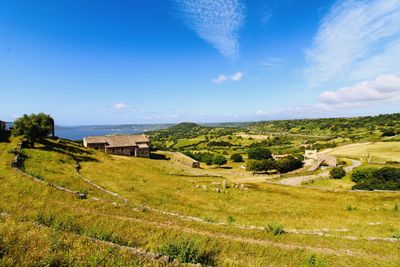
[{"x1": 147, "y1": 122, "x2": 210, "y2": 140}]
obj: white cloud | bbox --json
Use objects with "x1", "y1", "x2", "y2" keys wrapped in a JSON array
[
  {"x1": 255, "y1": 75, "x2": 400, "y2": 120},
  {"x1": 113, "y1": 103, "x2": 129, "y2": 110},
  {"x1": 305, "y1": 0, "x2": 400, "y2": 88},
  {"x1": 318, "y1": 74, "x2": 400, "y2": 106},
  {"x1": 175, "y1": 0, "x2": 244, "y2": 59},
  {"x1": 212, "y1": 72, "x2": 243, "y2": 83}
]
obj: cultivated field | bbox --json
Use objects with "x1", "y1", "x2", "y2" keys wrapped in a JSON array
[{"x1": 327, "y1": 142, "x2": 400, "y2": 163}]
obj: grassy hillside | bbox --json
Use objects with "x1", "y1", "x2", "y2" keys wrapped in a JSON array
[
  {"x1": 1, "y1": 138, "x2": 400, "y2": 266},
  {"x1": 147, "y1": 113, "x2": 400, "y2": 166}
]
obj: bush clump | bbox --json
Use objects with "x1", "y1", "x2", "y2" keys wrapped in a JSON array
[
  {"x1": 230, "y1": 153, "x2": 243, "y2": 162},
  {"x1": 213, "y1": 155, "x2": 227, "y2": 166},
  {"x1": 351, "y1": 167, "x2": 400, "y2": 190},
  {"x1": 330, "y1": 166, "x2": 346, "y2": 179},
  {"x1": 158, "y1": 238, "x2": 210, "y2": 264},
  {"x1": 247, "y1": 148, "x2": 272, "y2": 160}
]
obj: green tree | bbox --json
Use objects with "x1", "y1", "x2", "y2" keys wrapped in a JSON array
[
  {"x1": 213, "y1": 155, "x2": 227, "y2": 166},
  {"x1": 230, "y1": 153, "x2": 243, "y2": 162},
  {"x1": 275, "y1": 156, "x2": 303, "y2": 173},
  {"x1": 330, "y1": 166, "x2": 346, "y2": 179},
  {"x1": 13, "y1": 113, "x2": 54, "y2": 147},
  {"x1": 247, "y1": 148, "x2": 272, "y2": 160}
]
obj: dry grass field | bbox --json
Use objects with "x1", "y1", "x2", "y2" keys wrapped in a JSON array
[
  {"x1": 1, "y1": 138, "x2": 400, "y2": 266},
  {"x1": 327, "y1": 142, "x2": 400, "y2": 163}
]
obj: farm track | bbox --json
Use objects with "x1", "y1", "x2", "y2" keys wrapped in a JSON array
[{"x1": 277, "y1": 158, "x2": 361, "y2": 186}]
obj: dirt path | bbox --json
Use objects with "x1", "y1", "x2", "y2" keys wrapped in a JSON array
[{"x1": 278, "y1": 158, "x2": 361, "y2": 186}]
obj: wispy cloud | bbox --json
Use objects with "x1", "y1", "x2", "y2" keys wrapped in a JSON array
[
  {"x1": 260, "y1": 57, "x2": 284, "y2": 68},
  {"x1": 305, "y1": 0, "x2": 400, "y2": 88},
  {"x1": 113, "y1": 103, "x2": 129, "y2": 110},
  {"x1": 175, "y1": 0, "x2": 244, "y2": 59},
  {"x1": 213, "y1": 72, "x2": 243, "y2": 83}
]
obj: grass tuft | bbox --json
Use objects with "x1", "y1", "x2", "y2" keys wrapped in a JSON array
[{"x1": 265, "y1": 223, "x2": 285, "y2": 236}]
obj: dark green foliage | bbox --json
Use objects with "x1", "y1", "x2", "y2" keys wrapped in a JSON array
[
  {"x1": 247, "y1": 148, "x2": 272, "y2": 160},
  {"x1": 248, "y1": 137, "x2": 291, "y2": 148},
  {"x1": 266, "y1": 223, "x2": 285, "y2": 235},
  {"x1": 226, "y1": 215, "x2": 235, "y2": 224},
  {"x1": 12, "y1": 113, "x2": 54, "y2": 147},
  {"x1": 247, "y1": 156, "x2": 302, "y2": 174},
  {"x1": 230, "y1": 153, "x2": 243, "y2": 162},
  {"x1": 330, "y1": 167, "x2": 346, "y2": 179},
  {"x1": 351, "y1": 168, "x2": 376, "y2": 183},
  {"x1": 158, "y1": 238, "x2": 209, "y2": 264},
  {"x1": 213, "y1": 155, "x2": 227, "y2": 166},
  {"x1": 351, "y1": 167, "x2": 400, "y2": 190},
  {"x1": 382, "y1": 131, "x2": 396, "y2": 137},
  {"x1": 207, "y1": 141, "x2": 233, "y2": 147},
  {"x1": 346, "y1": 204, "x2": 357, "y2": 211},
  {"x1": 185, "y1": 152, "x2": 214, "y2": 165},
  {"x1": 275, "y1": 156, "x2": 303, "y2": 173}
]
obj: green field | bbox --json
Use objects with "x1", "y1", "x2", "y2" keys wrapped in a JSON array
[
  {"x1": 327, "y1": 142, "x2": 400, "y2": 162},
  {"x1": 1, "y1": 137, "x2": 400, "y2": 266}
]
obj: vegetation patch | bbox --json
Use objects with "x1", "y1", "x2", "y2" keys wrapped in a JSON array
[
  {"x1": 330, "y1": 167, "x2": 346, "y2": 179},
  {"x1": 351, "y1": 167, "x2": 400, "y2": 190},
  {"x1": 157, "y1": 238, "x2": 213, "y2": 265},
  {"x1": 265, "y1": 223, "x2": 285, "y2": 236}
]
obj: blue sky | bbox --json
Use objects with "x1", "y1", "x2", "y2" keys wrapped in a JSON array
[{"x1": 1, "y1": 0, "x2": 400, "y2": 125}]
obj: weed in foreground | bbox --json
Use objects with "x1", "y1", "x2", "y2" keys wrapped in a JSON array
[{"x1": 265, "y1": 223, "x2": 285, "y2": 236}]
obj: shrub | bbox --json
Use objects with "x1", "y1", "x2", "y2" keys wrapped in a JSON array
[
  {"x1": 266, "y1": 223, "x2": 285, "y2": 235},
  {"x1": 207, "y1": 141, "x2": 232, "y2": 147},
  {"x1": 307, "y1": 255, "x2": 317, "y2": 266},
  {"x1": 330, "y1": 167, "x2": 346, "y2": 179},
  {"x1": 213, "y1": 155, "x2": 227, "y2": 166},
  {"x1": 247, "y1": 148, "x2": 272, "y2": 160},
  {"x1": 275, "y1": 156, "x2": 303, "y2": 173},
  {"x1": 346, "y1": 204, "x2": 357, "y2": 211},
  {"x1": 352, "y1": 167, "x2": 400, "y2": 190},
  {"x1": 382, "y1": 131, "x2": 396, "y2": 137},
  {"x1": 158, "y1": 238, "x2": 208, "y2": 264},
  {"x1": 230, "y1": 153, "x2": 243, "y2": 162},
  {"x1": 227, "y1": 215, "x2": 235, "y2": 224}
]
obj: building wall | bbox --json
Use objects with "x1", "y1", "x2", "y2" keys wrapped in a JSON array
[
  {"x1": 86, "y1": 143, "x2": 106, "y2": 151},
  {"x1": 136, "y1": 148, "x2": 150, "y2": 158},
  {"x1": 106, "y1": 147, "x2": 135, "y2": 156}
]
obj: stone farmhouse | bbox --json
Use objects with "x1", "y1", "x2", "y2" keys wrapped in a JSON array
[{"x1": 83, "y1": 134, "x2": 150, "y2": 158}]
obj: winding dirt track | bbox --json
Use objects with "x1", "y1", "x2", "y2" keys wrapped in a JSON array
[{"x1": 278, "y1": 158, "x2": 361, "y2": 186}]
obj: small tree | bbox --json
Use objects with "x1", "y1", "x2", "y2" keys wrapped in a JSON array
[
  {"x1": 230, "y1": 153, "x2": 243, "y2": 162},
  {"x1": 247, "y1": 148, "x2": 272, "y2": 160},
  {"x1": 12, "y1": 113, "x2": 54, "y2": 147},
  {"x1": 330, "y1": 166, "x2": 346, "y2": 179},
  {"x1": 213, "y1": 155, "x2": 227, "y2": 166}
]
